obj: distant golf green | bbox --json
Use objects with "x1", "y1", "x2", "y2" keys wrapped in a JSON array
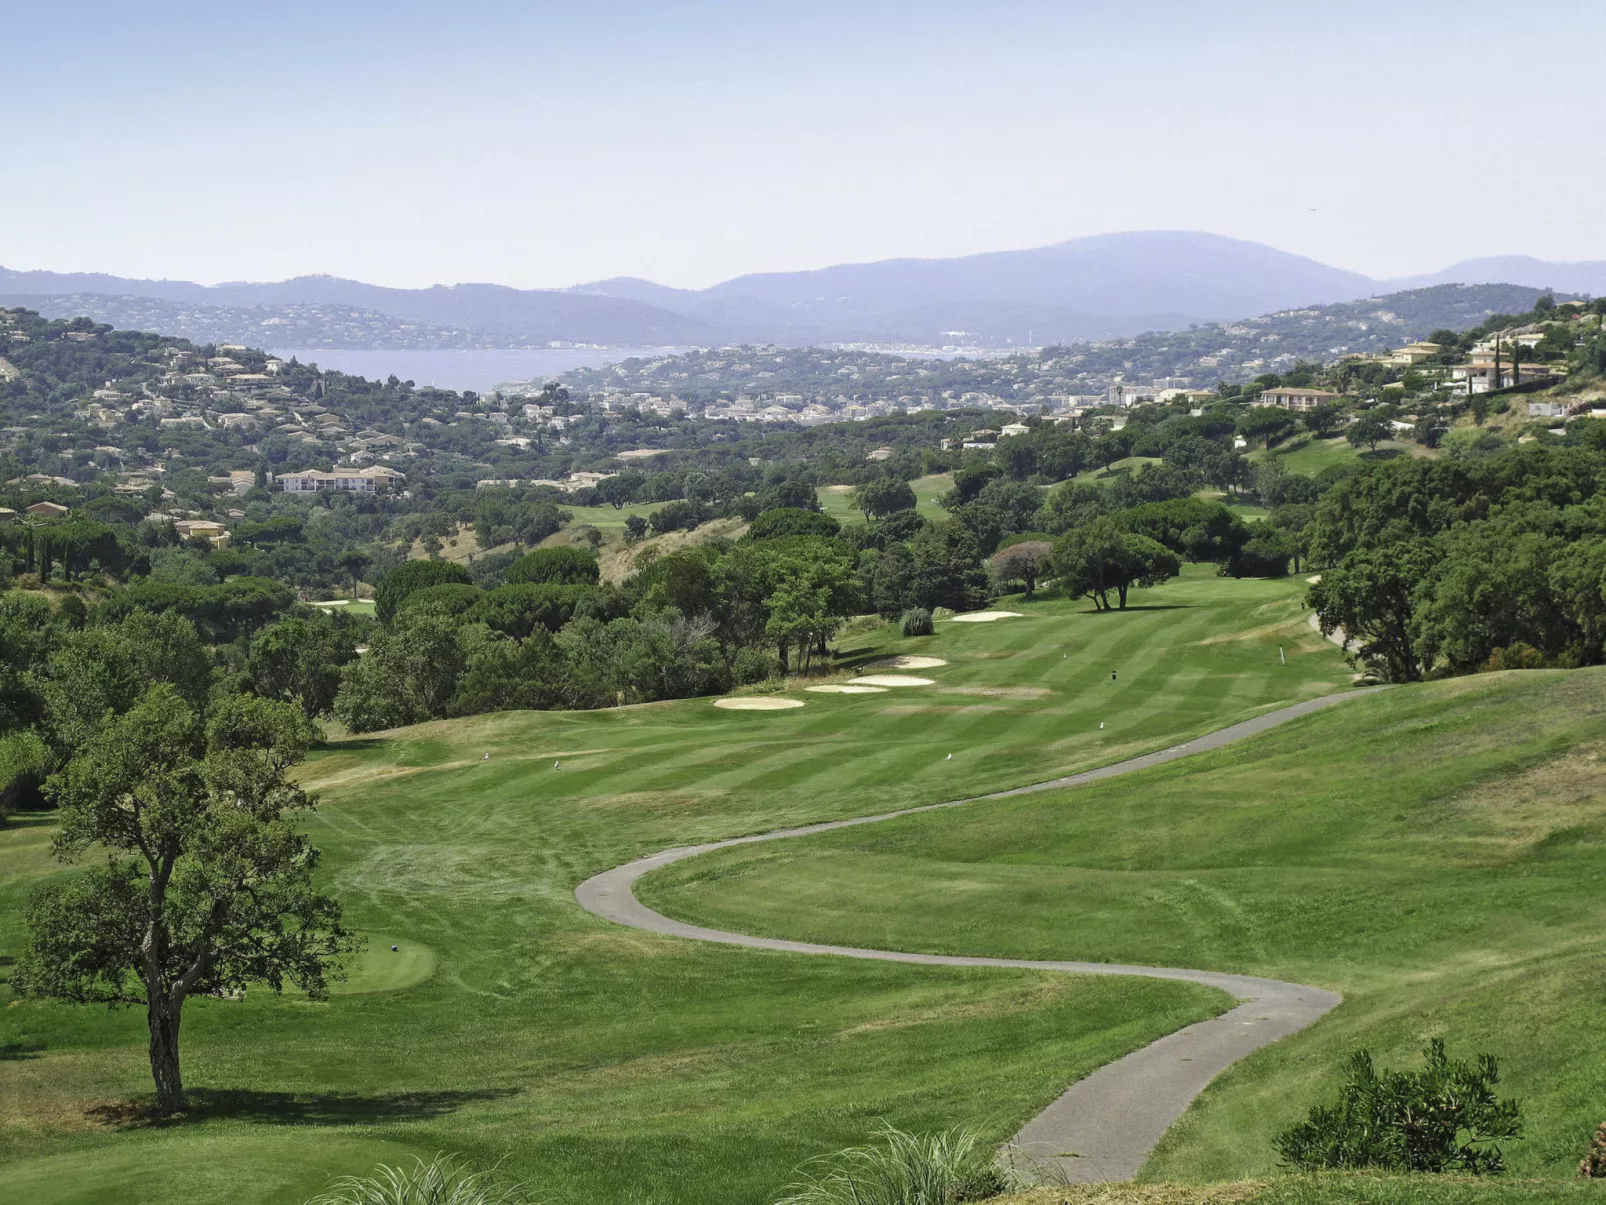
[
  {"x1": 817, "y1": 473, "x2": 952, "y2": 523},
  {"x1": 0, "y1": 567, "x2": 1351, "y2": 1204},
  {"x1": 648, "y1": 669, "x2": 1606, "y2": 1184},
  {"x1": 1248, "y1": 434, "x2": 1360, "y2": 476}
]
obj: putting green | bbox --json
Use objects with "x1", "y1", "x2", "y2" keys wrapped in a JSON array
[{"x1": 329, "y1": 938, "x2": 437, "y2": 995}]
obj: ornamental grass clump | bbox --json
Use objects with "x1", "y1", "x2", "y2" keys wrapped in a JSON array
[
  {"x1": 1274, "y1": 1039, "x2": 1521, "y2": 1175},
  {"x1": 307, "y1": 1155, "x2": 536, "y2": 1205},
  {"x1": 774, "y1": 1125, "x2": 1009, "y2": 1205},
  {"x1": 900, "y1": 607, "x2": 934, "y2": 637}
]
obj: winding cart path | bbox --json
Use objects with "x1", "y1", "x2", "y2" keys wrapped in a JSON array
[{"x1": 576, "y1": 691, "x2": 1371, "y2": 1182}]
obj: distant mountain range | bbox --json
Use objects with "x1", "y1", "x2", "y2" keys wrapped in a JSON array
[{"x1": 2, "y1": 232, "x2": 1601, "y2": 351}]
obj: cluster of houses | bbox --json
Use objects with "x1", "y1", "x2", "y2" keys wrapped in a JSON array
[{"x1": 0, "y1": 500, "x2": 231, "y2": 548}]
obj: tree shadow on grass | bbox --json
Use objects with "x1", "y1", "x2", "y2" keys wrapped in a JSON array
[
  {"x1": 86, "y1": 1086, "x2": 519, "y2": 1129},
  {"x1": 1, "y1": 1039, "x2": 45, "y2": 1060},
  {"x1": 1090, "y1": 603, "x2": 1195, "y2": 613},
  {"x1": 322, "y1": 738, "x2": 388, "y2": 753}
]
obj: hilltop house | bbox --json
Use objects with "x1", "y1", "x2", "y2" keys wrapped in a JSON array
[
  {"x1": 1384, "y1": 342, "x2": 1442, "y2": 367},
  {"x1": 26, "y1": 501, "x2": 70, "y2": 519},
  {"x1": 279, "y1": 467, "x2": 406, "y2": 494},
  {"x1": 174, "y1": 519, "x2": 229, "y2": 548},
  {"x1": 1256, "y1": 387, "x2": 1341, "y2": 412}
]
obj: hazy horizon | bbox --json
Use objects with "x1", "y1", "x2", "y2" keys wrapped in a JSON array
[{"x1": 4, "y1": 0, "x2": 1604, "y2": 290}]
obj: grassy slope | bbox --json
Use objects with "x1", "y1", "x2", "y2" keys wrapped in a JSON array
[
  {"x1": 645, "y1": 670, "x2": 1606, "y2": 1191},
  {"x1": 0, "y1": 568, "x2": 1352, "y2": 1205}
]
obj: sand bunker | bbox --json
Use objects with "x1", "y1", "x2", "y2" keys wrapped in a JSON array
[
  {"x1": 852, "y1": 674, "x2": 935, "y2": 687},
  {"x1": 949, "y1": 611, "x2": 1023, "y2": 623},
  {"x1": 714, "y1": 697, "x2": 805, "y2": 710},
  {"x1": 864, "y1": 655, "x2": 948, "y2": 670},
  {"x1": 805, "y1": 684, "x2": 889, "y2": 694}
]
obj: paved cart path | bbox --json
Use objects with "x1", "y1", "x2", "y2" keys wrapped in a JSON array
[{"x1": 576, "y1": 690, "x2": 1373, "y2": 1182}]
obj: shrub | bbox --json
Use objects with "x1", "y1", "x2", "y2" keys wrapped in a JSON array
[
  {"x1": 1579, "y1": 1122, "x2": 1606, "y2": 1178},
  {"x1": 1486, "y1": 642, "x2": 1546, "y2": 671},
  {"x1": 505, "y1": 545, "x2": 600, "y2": 587},
  {"x1": 900, "y1": 607, "x2": 934, "y2": 637},
  {"x1": 1274, "y1": 1039, "x2": 1522, "y2": 1175},
  {"x1": 397, "y1": 582, "x2": 484, "y2": 619},
  {"x1": 731, "y1": 645, "x2": 781, "y2": 686},
  {"x1": 307, "y1": 1154, "x2": 534, "y2": 1205},
  {"x1": 774, "y1": 1126, "x2": 1011, "y2": 1205},
  {"x1": 747, "y1": 507, "x2": 841, "y2": 541},
  {"x1": 374, "y1": 559, "x2": 472, "y2": 624},
  {"x1": 648, "y1": 498, "x2": 709, "y2": 535}
]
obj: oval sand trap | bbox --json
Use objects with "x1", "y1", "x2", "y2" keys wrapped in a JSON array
[
  {"x1": 864, "y1": 655, "x2": 947, "y2": 670},
  {"x1": 852, "y1": 674, "x2": 935, "y2": 687},
  {"x1": 806, "y1": 684, "x2": 889, "y2": 694},
  {"x1": 714, "y1": 697, "x2": 805, "y2": 710},
  {"x1": 950, "y1": 610, "x2": 1023, "y2": 623}
]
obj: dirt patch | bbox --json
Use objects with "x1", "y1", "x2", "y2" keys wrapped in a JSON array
[
  {"x1": 950, "y1": 610, "x2": 1024, "y2": 623},
  {"x1": 853, "y1": 674, "x2": 935, "y2": 687},
  {"x1": 714, "y1": 697, "x2": 805, "y2": 710},
  {"x1": 1442, "y1": 738, "x2": 1606, "y2": 856}
]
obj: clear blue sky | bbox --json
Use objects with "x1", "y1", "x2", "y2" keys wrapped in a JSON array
[{"x1": 2, "y1": 0, "x2": 1601, "y2": 289}]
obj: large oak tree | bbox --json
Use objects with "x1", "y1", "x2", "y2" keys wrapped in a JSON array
[{"x1": 13, "y1": 686, "x2": 355, "y2": 1115}]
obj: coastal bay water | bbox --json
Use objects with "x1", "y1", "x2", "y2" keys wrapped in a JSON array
[{"x1": 267, "y1": 346, "x2": 688, "y2": 394}]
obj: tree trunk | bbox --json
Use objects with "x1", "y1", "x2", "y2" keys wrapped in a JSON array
[
  {"x1": 148, "y1": 991, "x2": 185, "y2": 1115},
  {"x1": 1117, "y1": 583, "x2": 1129, "y2": 609}
]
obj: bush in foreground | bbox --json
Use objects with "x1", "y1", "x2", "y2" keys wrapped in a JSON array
[
  {"x1": 774, "y1": 1125, "x2": 1010, "y2": 1205},
  {"x1": 901, "y1": 607, "x2": 934, "y2": 637},
  {"x1": 1580, "y1": 1122, "x2": 1606, "y2": 1178},
  {"x1": 1275, "y1": 1039, "x2": 1522, "y2": 1175},
  {"x1": 307, "y1": 1154, "x2": 535, "y2": 1205}
]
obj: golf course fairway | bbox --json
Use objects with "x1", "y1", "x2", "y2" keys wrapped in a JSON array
[{"x1": 18, "y1": 566, "x2": 1594, "y2": 1202}]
